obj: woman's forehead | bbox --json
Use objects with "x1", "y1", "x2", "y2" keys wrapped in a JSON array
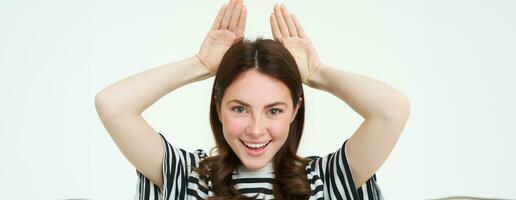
[{"x1": 222, "y1": 69, "x2": 292, "y2": 105}]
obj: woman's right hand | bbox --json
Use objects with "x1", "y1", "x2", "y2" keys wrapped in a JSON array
[{"x1": 196, "y1": 0, "x2": 247, "y2": 75}]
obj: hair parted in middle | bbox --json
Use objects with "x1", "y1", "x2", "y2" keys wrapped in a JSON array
[{"x1": 192, "y1": 37, "x2": 313, "y2": 200}]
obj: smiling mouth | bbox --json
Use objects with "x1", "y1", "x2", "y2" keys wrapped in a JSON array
[
  {"x1": 240, "y1": 139, "x2": 272, "y2": 157},
  {"x1": 240, "y1": 139, "x2": 272, "y2": 149}
]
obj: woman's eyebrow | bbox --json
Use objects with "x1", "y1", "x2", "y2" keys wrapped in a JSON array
[{"x1": 226, "y1": 99, "x2": 287, "y2": 108}]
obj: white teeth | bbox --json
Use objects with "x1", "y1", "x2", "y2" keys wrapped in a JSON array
[{"x1": 243, "y1": 141, "x2": 270, "y2": 149}]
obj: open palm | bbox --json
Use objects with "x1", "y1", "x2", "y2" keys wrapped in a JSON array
[
  {"x1": 270, "y1": 4, "x2": 321, "y2": 86},
  {"x1": 197, "y1": 0, "x2": 247, "y2": 75}
]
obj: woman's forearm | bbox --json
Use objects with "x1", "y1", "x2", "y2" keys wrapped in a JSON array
[
  {"x1": 96, "y1": 55, "x2": 213, "y2": 115},
  {"x1": 307, "y1": 63, "x2": 410, "y2": 119}
]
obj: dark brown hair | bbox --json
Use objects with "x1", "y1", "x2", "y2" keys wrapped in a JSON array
[{"x1": 192, "y1": 38, "x2": 312, "y2": 200}]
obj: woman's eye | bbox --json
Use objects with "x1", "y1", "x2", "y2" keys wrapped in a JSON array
[
  {"x1": 232, "y1": 106, "x2": 246, "y2": 113},
  {"x1": 270, "y1": 108, "x2": 283, "y2": 115},
  {"x1": 231, "y1": 106, "x2": 282, "y2": 115}
]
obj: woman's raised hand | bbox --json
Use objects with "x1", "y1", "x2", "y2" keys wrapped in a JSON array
[
  {"x1": 270, "y1": 4, "x2": 321, "y2": 86},
  {"x1": 196, "y1": 0, "x2": 247, "y2": 75}
]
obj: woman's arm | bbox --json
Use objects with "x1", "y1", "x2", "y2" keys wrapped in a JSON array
[
  {"x1": 271, "y1": 4, "x2": 410, "y2": 189},
  {"x1": 94, "y1": 56, "x2": 211, "y2": 191},
  {"x1": 308, "y1": 64, "x2": 410, "y2": 119},
  {"x1": 95, "y1": 56, "x2": 212, "y2": 115},
  {"x1": 308, "y1": 64, "x2": 410, "y2": 189},
  {"x1": 95, "y1": 0, "x2": 246, "y2": 191}
]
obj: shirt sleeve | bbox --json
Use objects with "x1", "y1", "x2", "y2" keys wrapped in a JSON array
[
  {"x1": 315, "y1": 139, "x2": 385, "y2": 200},
  {"x1": 133, "y1": 132, "x2": 201, "y2": 200}
]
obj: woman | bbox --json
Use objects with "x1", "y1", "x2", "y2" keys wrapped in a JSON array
[{"x1": 95, "y1": 0, "x2": 410, "y2": 199}]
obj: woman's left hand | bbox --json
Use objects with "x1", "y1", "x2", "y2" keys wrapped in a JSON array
[{"x1": 270, "y1": 4, "x2": 321, "y2": 86}]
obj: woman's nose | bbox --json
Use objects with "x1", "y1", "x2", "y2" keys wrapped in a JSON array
[{"x1": 246, "y1": 115, "x2": 266, "y2": 136}]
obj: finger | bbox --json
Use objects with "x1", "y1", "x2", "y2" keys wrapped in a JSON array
[
  {"x1": 235, "y1": 5, "x2": 247, "y2": 37},
  {"x1": 291, "y1": 14, "x2": 306, "y2": 38},
  {"x1": 280, "y1": 4, "x2": 298, "y2": 37},
  {"x1": 274, "y1": 4, "x2": 290, "y2": 37},
  {"x1": 270, "y1": 13, "x2": 282, "y2": 42},
  {"x1": 211, "y1": 3, "x2": 228, "y2": 30},
  {"x1": 228, "y1": 0, "x2": 243, "y2": 32},
  {"x1": 220, "y1": 0, "x2": 237, "y2": 30}
]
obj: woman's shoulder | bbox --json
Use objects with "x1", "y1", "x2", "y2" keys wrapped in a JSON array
[
  {"x1": 157, "y1": 132, "x2": 209, "y2": 162},
  {"x1": 193, "y1": 149, "x2": 208, "y2": 159},
  {"x1": 302, "y1": 155, "x2": 321, "y2": 173},
  {"x1": 304, "y1": 155, "x2": 321, "y2": 165}
]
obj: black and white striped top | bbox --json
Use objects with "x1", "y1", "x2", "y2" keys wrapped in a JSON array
[{"x1": 134, "y1": 132, "x2": 384, "y2": 200}]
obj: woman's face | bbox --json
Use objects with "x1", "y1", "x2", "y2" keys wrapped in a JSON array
[{"x1": 217, "y1": 68, "x2": 301, "y2": 171}]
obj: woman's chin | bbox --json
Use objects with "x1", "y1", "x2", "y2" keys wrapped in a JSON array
[
  {"x1": 241, "y1": 160, "x2": 268, "y2": 170},
  {"x1": 238, "y1": 155, "x2": 272, "y2": 170}
]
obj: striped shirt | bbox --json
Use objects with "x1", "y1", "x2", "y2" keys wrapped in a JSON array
[{"x1": 134, "y1": 132, "x2": 384, "y2": 200}]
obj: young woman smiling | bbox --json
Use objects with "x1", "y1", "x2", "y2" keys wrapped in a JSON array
[{"x1": 95, "y1": 0, "x2": 410, "y2": 199}]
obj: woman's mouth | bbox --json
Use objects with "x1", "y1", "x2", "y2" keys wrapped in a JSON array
[{"x1": 240, "y1": 139, "x2": 272, "y2": 157}]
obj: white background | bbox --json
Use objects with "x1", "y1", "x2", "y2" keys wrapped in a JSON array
[{"x1": 1, "y1": 0, "x2": 515, "y2": 199}]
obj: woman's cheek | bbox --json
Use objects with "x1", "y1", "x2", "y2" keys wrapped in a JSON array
[
  {"x1": 223, "y1": 117, "x2": 248, "y2": 137},
  {"x1": 267, "y1": 120, "x2": 290, "y2": 138}
]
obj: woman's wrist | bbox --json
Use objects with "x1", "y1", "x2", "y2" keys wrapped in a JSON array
[
  {"x1": 195, "y1": 54, "x2": 215, "y2": 76},
  {"x1": 188, "y1": 55, "x2": 215, "y2": 81},
  {"x1": 305, "y1": 63, "x2": 327, "y2": 90}
]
